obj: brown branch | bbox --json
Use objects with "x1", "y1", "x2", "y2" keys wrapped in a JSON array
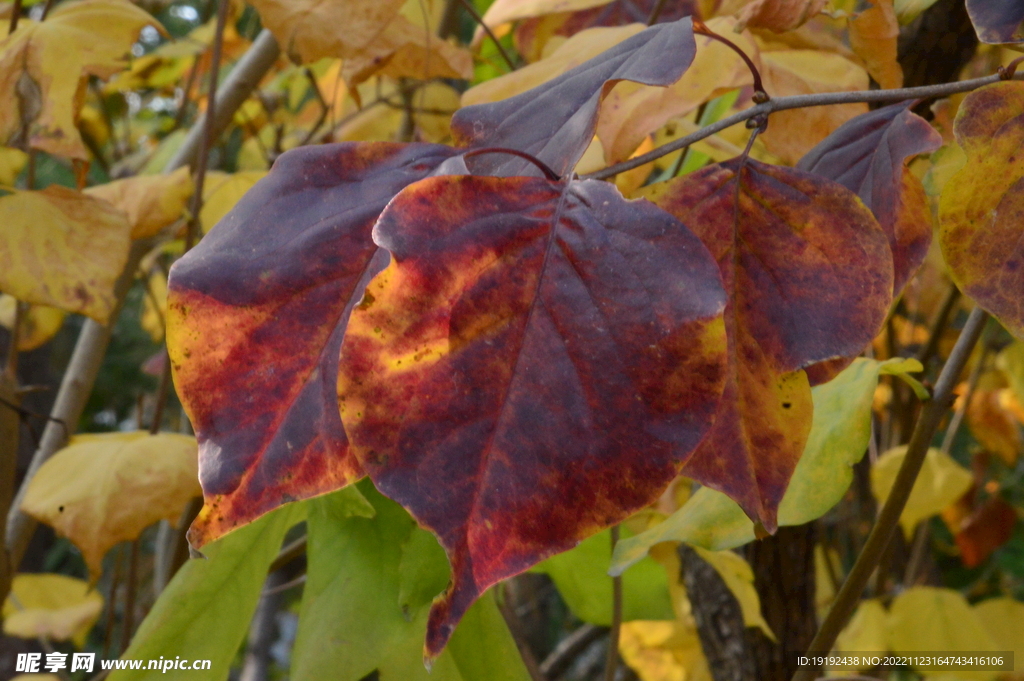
[
  {"x1": 540, "y1": 624, "x2": 606, "y2": 680},
  {"x1": 585, "y1": 73, "x2": 1020, "y2": 181},
  {"x1": 791, "y1": 307, "x2": 988, "y2": 681},
  {"x1": 497, "y1": 583, "x2": 546, "y2": 681}
]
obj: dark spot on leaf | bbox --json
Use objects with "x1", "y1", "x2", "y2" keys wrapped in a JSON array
[
  {"x1": 58, "y1": 505, "x2": 64, "y2": 512},
  {"x1": 782, "y1": 402, "x2": 791, "y2": 409}
]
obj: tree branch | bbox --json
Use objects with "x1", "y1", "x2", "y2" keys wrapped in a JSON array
[
  {"x1": 585, "y1": 73, "x2": 1018, "y2": 181},
  {"x1": 791, "y1": 307, "x2": 989, "y2": 681}
]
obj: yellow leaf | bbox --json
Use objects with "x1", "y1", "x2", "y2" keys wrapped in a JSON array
[
  {"x1": 693, "y1": 547, "x2": 775, "y2": 641},
  {"x1": 888, "y1": 587, "x2": 999, "y2": 681},
  {"x1": 462, "y1": 24, "x2": 644, "y2": 107},
  {"x1": 84, "y1": 166, "x2": 194, "y2": 240},
  {"x1": 200, "y1": 170, "x2": 267, "y2": 232},
  {"x1": 249, "y1": 0, "x2": 407, "y2": 62},
  {"x1": 3, "y1": 573, "x2": 103, "y2": 647},
  {"x1": 341, "y1": 17, "x2": 473, "y2": 86},
  {"x1": 0, "y1": 186, "x2": 132, "y2": 323},
  {"x1": 0, "y1": 294, "x2": 66, "y2": 352},
  {"x1": 834, "y1": 599, "x2": 888, "y2": 668},
  {"x1": 481, "y1": 0, "x2": 614, "y2": 28},
  {"x1": 757, "y1": 46, "x2": 869, "y2": 163},
  {"x1": 849, "y1": 0, "x2": 902, "y2": 89},
  {"x1": 140, "y1": 270, "x2": 167, "y2": 342},
  {"x1": 20, "y1": 431, "x2": 201, "y2": 580},
  {"x1": 619, "y1": 620, "x2": 712, "y2": 681},
  {"x1": 735, "y1": 0, "x2": 829, "y2": 32},
  {"x1": 596, "y1": 16, "x2": 758, "y2": 164},
  {"x1": 966, "y1": 388, "x2": 1021, "y2": 466},
  {"x1": 974, "y1": 598, "x2": 1024, "y2": 668},
  {"x1": 0, "y1": 0, "x2": 160, "y2": 159},
  {"x1": 0, "y1": 146, "x2": 27, "y2": 184},
  {"x1": 871, "y1": 446, "x2": 974, "y2": 538}
]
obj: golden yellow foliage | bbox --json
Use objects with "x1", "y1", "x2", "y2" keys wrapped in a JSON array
[
  {"x1": 871, "y1": 446, "x2": 974, "y2": 538},
  {"x1": 20, "y1": 431, "x2": 201, "y2": 579},
  {"x1": 3, "y1": 573, "x2": 103, "y2": 647}
]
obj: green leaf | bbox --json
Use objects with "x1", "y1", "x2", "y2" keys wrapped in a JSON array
[
  {"x1": 533, "y1": 528, "x2": 674, "y2": 626},
  {"x1": 612, "y1": 358, "x2": 902, "y2": 574},
  {"x1": 291, "y1": 481, "x2": 530, "y2": 681},
  {"x1": 109, "y1": 499, "x2": 311, "y2": 681}
]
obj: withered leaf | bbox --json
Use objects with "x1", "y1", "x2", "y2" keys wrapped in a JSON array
[
  {"x1": 167, "y1": 142, "x2": 458, "y2": 548},
  {"x1": 451, "y1": 18, "x2": 696, "y2": 178},
  {"x1": 644, "y1": 159, "x2": 892, "y2": 530},
  {"x1": 338, "y1": 175, "x2": 728, "y2": 657},
  {"x1": 939, "y1": 81, "x2": 1024, "y2": 340}
]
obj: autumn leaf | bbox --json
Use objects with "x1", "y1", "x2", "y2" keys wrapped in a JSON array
[
  {"x1": 168, "y1": 142, "x2": 458, "y2": 549},
  {"x1": 693, "y1": 547, "x2": 775, "y2": 640},
  {"x1": 953, "y1": 497, "x2": 1018, "y2": 568},
  {"x1": 643, "y1": 159, "x2": 892, "y2": 531},
  {"x1": 0, "y1": 0, "x2": 159, "y2": 159},
  {"x1": 974, "y1": 597, "x2": 1024, "y2": 666},
  {"x1": 871, "y1": 446, "x2": 974, "y2": 538},
  {"x1": 0, "y1": 146, "x2": 27, "y2": 184},
  {"x1": 0, "y1": 186, "x2": 132, "y2": 323},
  {"x1": 734, "y1": 0, "x2": 828, "y2": 32},
  {"x1": 940, "y1": 81, "x2": 1024, "y2": 340},
  {"x1": 199, "y1": 170, "x2": 266, "y2": 232},
  {"x1": 965, "y1": 388, "x2": 1021, "y2": 466},
  {"x1": 798, "y1": 102, "x2": 941, "y2": 310},
  {"x1": 3, "y1": 573, "x2": 103, "y2": 647},
  {"x1": 453, "y1": 18, "x2": 697, "y2": 177},
  {"x1": 888, "y1": 587, "x2": 998, "y2": 668},
  {"x1": 611, "y1": 358, "x2": 919, "y2": 567},
  {"x1": 757, "y1": 47, "x2": 869, "y2": 164},
  {"x1": 595, "y1": 16, "x2": 759, "y2": 164},
  {"x1": 619, "y1": 620, "x2": 712, "y2": 681},
  {"x1": 0, "y1": 294, "x2": 65, "y2": 352},
  {"x1": 480, "y1": 0, "x2": 618, "y2": 28},
  {"x1": 248, "y1": 0, "x2": 407, "y2": 62},
  {"x1": 250, "y1": 0, "x2": 472, "y2": 85},
  {"x1": 462, "y1": 24, "x2": 644, "y2": 108},
  {"x1": 84, "y1": 166, "x2": 193, "y2": 240},
  {"x1": 966, "y1": 0, "x2": 1024, "y2": 44},
  {"x1": 835, "y1": 599, "x2": 888, "y2": 666},
  {"x1": 848, "y1": 0, "x2": 902, "y2": 89},
  {"x1": 338, "y1": 175, "x2": 727, "y2": 657},
  {"x1": 140, "y1": 269, "x2": 167, "y2": 342},
  {"x1": 20, "y1": 431, "x2": 200, "y2": 579}
]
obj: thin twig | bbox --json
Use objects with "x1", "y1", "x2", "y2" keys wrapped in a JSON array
[
  {"x1": 459, "y1": 0, "x2": 516, "y2": 72},
  {"x1": 540, "y1": 624, "x2": 607, "y2": 680},
  {"x1": 298, "y1": 67, "x2": 329, "y2": 146},
  {"x1": 791, "y1": 307, "x2": 988, "y2": 681},
  {"x1": 7, "y1": 0, "x2": 22, "y2": 34},
  {"x1": 939, "y1": 336, "x2": 989, "y2": 454},
  {"x1": 38, "y1": 0, "x2": 55, "y2": 21},
  {"x1": 586, "y1": 73, "x2": 1019, "y2": 181},
  {"x1": 693, "y1": 20, "x2": 765, "y2": 96},
  {"x1": 185, "y1": 0, "x2": 230, "y2": 250},
  {"x1": 268, "y1": 535, "x2": 307, "y2": 573},
  {"x1": 604, "y1": 525, "x2": 622, "y2": 681}
]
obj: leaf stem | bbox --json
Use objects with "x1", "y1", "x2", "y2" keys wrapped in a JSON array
[
  {"x1": 459, "y1": 0, "x2": 517, "y2": 72},
  {"x1": 693, "y1": 20, "x2": 765, "y2": 97},
  {"x1": 585, "y1": 72, "x2": 1019, "y2": 181},
  {"x1": 604, "y1": 525, "x2": 622, "y2": 681},
  {"x1": 647, "y1": 0, "x2": 670, "y2": 25},
  {"x1": 790, "y1": 306, "x2": 988, "y2": 681},
  {"x1": 463, "y1": 147, "x2": 562, "y2": 180}
]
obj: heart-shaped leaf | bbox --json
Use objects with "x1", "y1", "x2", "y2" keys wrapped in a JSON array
[{"x1": 338, "y1": 175, "x2": 727, "y2": 656}]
